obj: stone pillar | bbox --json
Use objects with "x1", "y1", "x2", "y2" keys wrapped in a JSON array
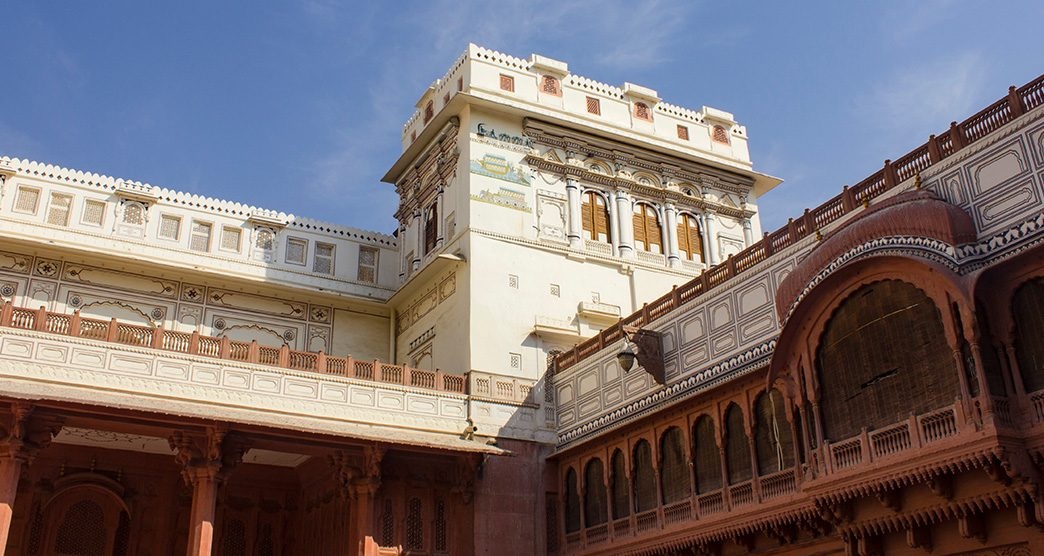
[
  {"x1": 565, "y1": 178, "x2": 582, "y2": 250},
  {"x1": 435, "y1": 187, "x2": 446, "y2": 249},
  {"x1": 703, "y1": 212, "x2": 719, "y2": 266},
  {"x1": 412, "y1": 210, "x2": 422, "y2": 270},
  {"x1": 742, "y1": 218, "x2": 754, "y2": 247},
  {"x1": 664, "y1": 203, "x2": 680, "y2": 268},
  {"x1": 185, "y1": 465, "x2": 221, "y2": 556},
  {"x1": 345, "y1": 444, "x2": 385, "y2": 556},
  {"x1": 0, "y1": 403, "x2": 59, "y2": 556},
  {"x1": 615, "y1": 189, "x2": 634, "y2": 259},
  {"x1": 171, "y1": 428, "x2": 244, "y2": 556}
]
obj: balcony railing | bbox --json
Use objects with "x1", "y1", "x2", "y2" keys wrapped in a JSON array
[
  {"x1": 0, "y1": 302, "x2": 467, "y2": 395},
  {"x1": 825, "y1": 404, "x2": 963, "y2": 473},
  {"x1": 555, "y1": 75, "x2": 1044, "y2": 373}
]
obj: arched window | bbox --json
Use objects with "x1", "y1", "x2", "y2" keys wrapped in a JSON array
[
  {"x1": 754, "y1": 389, "x2": 794, "y2": 475},
  {"x1": 581, "y1": 191, "x2": 611, "y2": 243},
  {"x1": 424, "y1": 203, "x2": 439, "y2": 254},
  {"x1": 564, "y1": 467, "x2": 581, "y2": 533},
  {"x1": 631, "y1": 440, "x2": 657, "y2": 512},
  {"x1": 712, "y1": 125, "x2": 730, "y2": 144},
  {"x1": 632, "y1": 203, "x2": 662, "y2": 254},
  {"x1": 659, "y1": 427, "x2": 690, "y2": 504},
  {"x1": 53, "y1": 500, "x2": 107, "y2": 556},
  {"x1": 43, "y1": 485, "x2": 126, "y2": 556},
  {"x1": 406, "y1": 497, "x2": 423, "y2": 550},
  {"x1": 610, "y1": 449, "x2": 630, "y2": 520},
  {"x1": 1014, "y1": 278, "x2": 1044, "y2": 393},
  {"x1": 816, "y1": 280, "x2": 957, "y2": 441},
  {"x1": 677, "y1": 213, "x2": 704, "y2": 262},
  {"x1": 541, "y1": 75, "x2": 562, "y2": 96},
  {"x1": 724, "y1": 404, "x2": 752, "y2": 484},
  {"x1": 121, "y1": 202, "x2": 145, "y2": 225},
  {"x1": 634, "y1": 102, "x2": 652, "y2": 121},
  {"x1": 691, "y1": 415, "x2": 721, "y2": 493},
  {"x1": 583, "y1": 459, "x2": 608, "y2": 527}
]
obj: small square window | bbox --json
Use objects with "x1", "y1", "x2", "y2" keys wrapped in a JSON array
[
  {"x1": 189, "y1": 221, "x2": 212, "y2": 252},
  {"x1": 220, "y1": 226, "x2": 241, "y2": 252},
  {"x1": 540, "y1": 75, "x2": 561, "y2": 96},
  {"x1": 634, "y1": 102, "x2": 652, "y2": 121},
  {"x1": 499, "y1": 74, "x2": 515, "y2": 92},
  {"x1": 423, "y1": 100, "x2": 434, "y2": 124},
  {"x1": 81, "y1": 199, "x2": 106, "y2": 226},
  {"x1": 13, "y1": 187, "x2": 40, "y2": 215},
  {"x1": 158, "y1": 214, "x2": 181, "y2": 240},
  {"x1": 677, "y1": 125, "x2": 689, "y2": 140},
  {"x1": 313, "y1": 242, "x2": 335, "y2": 275},
  {"x1": 586, "y1": 97, "x2": 601, "y2": 115},
  {"x1": 457, "y1": 77, "x2": 463, "y2": 91},
  {"x1": 286, "y1": 237, "x2": 307, "y2": 265},
  {"x1": 358, "y1": 246, "x2": 379, "y2": 283},
  {"x1": 46, "y1": 193, "x2": 73, "y2": 226}
]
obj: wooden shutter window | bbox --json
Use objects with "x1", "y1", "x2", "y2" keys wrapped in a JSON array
[
  {"x1": 632, "y1": 204, "x2": 661, "y2": 253},
  {"x1": 677, "y1": 213, "x2": 704, "y2": 261},
  {"x1": 581, "y1": 191, "x2": 610, "y2": 243}
]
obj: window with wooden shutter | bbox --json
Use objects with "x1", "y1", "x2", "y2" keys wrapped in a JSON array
[
  {"x1": 583, "y1": 459, "x2": 608, "y2": 527},
  {"x1": 692, "y1": 415, "x2": 722, "y2": 493},
  {"x1": 581, "y1": 191, "x2": 610, "y2": 243},
  {"x1": 632, "y1": 203, "x2": 662, "y2": 253},
  {"x1": 659, "y1": 427, "x2": 690, "y2": 504},
  {"x1": 631, "y1": 440, "x2": 657, "y2": 513},
  {"x1": 677, "y1": 213, "x2": 704, "y2": 262},
  {"x1": 725, "y1": 404, "x2": 752, "y2": 484},
  {"x1": 424, "y1": 204, "x2": 438, "y2": 254},
  {"x1": 610, "y1": 449, "x2": 630, "y2": 519}
]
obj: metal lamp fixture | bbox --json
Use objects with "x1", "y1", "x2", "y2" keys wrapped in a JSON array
[{"x1": 616, "y1": 326, "x2": 666, "y2": 385}]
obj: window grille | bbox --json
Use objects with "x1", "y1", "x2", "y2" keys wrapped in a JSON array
[
  {"x1": 255, "y1": 228, "x2": 275, "y2": 250},
  {"x1": 434, "y1": 497, "x2": 448, "y2": 552},
  {"x1": 158, "y1": 215, "x2": 181, "y2": 240},
  {"x1": 189, "y1": 221, "x2": 212, "y2": 252},
  {"x1": 46, "y1": 193, "x2": 72, "y2": 226},
  {"x1": 222, "y1": 518, "x2": 246, "y2": 556},
  {"x1": 755, "y1": 389, "x2": 794, "y2": 475},
  {"x1": 406, "y1": 497, "x2": 423, "y2": 550},
  {"x1": 313, "y1": 242, "x2": 335, "y2": 274},
  {"x1": 81, "y1": 199, "x2": 106, "y2": 226},
  {"x1": 634, "y1": 102, "x2": 652, "y2": 121},
  {"x1": 380, "y1": 498, "x2": 394, "y2": 546},
  {"x1": 221, "y1": 227, "x2": 241, "y2": 252},
  {"x1": 610, "y1": 450, "x2": 629, "y2": 519},
  {"x1": 541, "y1": 75, "x2": 561, "y2": 96},
  {"x1": 583, "y1": 459, "x2": 608, "y2": 527},
  {"x1": 564, "y1": 468, "x2": 581, "y2": 533},
  {"x1": 692, "y1": 415, "x2": 722, "y2": 493},
  {"x1": 580, "y1": 191, "x2": 610, "y2": 243},
  {"x1": 586, "y1": 96, "x2": 601, "y2": 115},
  {"x1": 358, "y1": 246, "x2": 379, "y2": 283},
  {"x1": 632, "y1": 203, "x2": 662, "y2": 253},
  {"x1": 725, "y1": 404, "x2": 752, "y2": 484},
  {"x1": 677, "y1": 213, "x2": 704, "y2": 262},
  {"x1": 122, "y1": 202, "x2": 145, "y2": 225},
  {"x1": 257, "y1": 523, "x2": 275, "y2": 556},
  {"x1": 712, "y1": 125, "x2": 731, "y2": 144},
  {"x1": 53, "y1": 499, "x2": 107, "y2": 556},
  {"x1": 677, "y1": 125, "x2": 689, "y2": 140},
  {"x1": 816, "y1": 280, "x2": 956, "y2": 440},
  {"x1": 114, "y1": 512, "x2": 131, "y2": 556},
  {"x1": 26, "y1": 502, "x2": 43, "y2": 555},
  {"x1": 499, "y1": 74, "x2": 515, "y2": 92},
  {"x1": 285, "y1": 237, "x2": 307, "y2": 265},
  {"x1": 659, "y1": 427, "x2": 691, "y2": 503},
  {"x1": 631, "y1": 440, "x2": 657, "y2": 512},
  {"x1": 14, "y1": 187, "x2": 40, "y2": 214}
]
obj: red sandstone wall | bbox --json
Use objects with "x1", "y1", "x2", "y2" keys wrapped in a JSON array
[{"x1": 472, "y1": 439, "x2": 552, "y2": 555}]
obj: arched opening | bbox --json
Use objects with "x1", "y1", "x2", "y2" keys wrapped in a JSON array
[
  {"x1": 659, "y1": 427, "x2": 690, "y2": 504},
  {"x1": 609, "y1": 449, "x2": 630, "y2": 520},
  {"x1": 724, "y1": 404, "x2": 752, "y2": 485},
  {"x1": 581, "y1": 191, "x2": 611, "y2": 244},
  {"x1": 632, "y1": 203, "x2": 662, "y2": 254},
  {"x1": 754, "y1": 389, "x2": 794, "y2": 475},
  {"x1": 42, "y1": 485, "x2": 128, "y2": 556},
  {"x1": 631, "y1": 440, "x2": 657, "y2": 513},
  {"x1": 691, "y1": 415, "x2": 722, "y2": 493},
  {"x1": 1014, "y1": 278, "x2": 1044, "y2": 393},
  {"x1": 564, "y1": 467, "x2": 581, "y2": 533},
  {"x1": 816, "y1": 280, "x2": 957, "y2": 441},
  {"x1": 583, "y1": 459, "x2": 608, "y2": 527},
  {"x1": 677, "y1": 213, "x2": 704, "y2": 262}
]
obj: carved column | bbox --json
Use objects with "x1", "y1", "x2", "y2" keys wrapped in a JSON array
[
  {"x1": 703, "y1": 211, "x2": 719, "y2": 266},
  {"x1": 170, "y1": 427, "x2": 244, "y2": 556},
  {"x1": 565, "y1": 178, "x2": 582, "y2": 250},
  {"x1": 412, "y1": 210, "x2": 422, "y2": 270},
  {"x1": 664, "y1": 203, "x2": 680, "y2": 268},
  {"x1": 346, "y1": 444, "x2": 385, "y2": 556},
  {"x1": 615, "y1": 189, "x2": 634, "y2": 259},
  {"x1": 435, "y1": 186, "x2": 446, "y2": 249},
  {"x1": 0, "y1": 404, "x2": 60, "y2": 556},
  {"x1": 742, "y1": 218, "x2": 753, "y2": 247}
]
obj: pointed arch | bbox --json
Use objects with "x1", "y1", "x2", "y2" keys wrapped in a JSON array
[
  {"x1": 659, "y1": 427, "x2": 690, "y2": 504},
  {"x1": 583, "y1": 458, "x2": 608, "y2": 527},
  {"x1": 724, "y1": 404, "x2": 752, "y2": 484},
  {"x1": 691, "y1": 415, "x2": 722, "y2": 493},
  {"x1": 754, "y1": 389, "x2": 794, "y2": 475},
  {"x1": 631, "y1": 439, "x2": 657, "y2": 512}
]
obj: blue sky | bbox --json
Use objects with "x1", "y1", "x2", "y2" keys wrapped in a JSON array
[{"x1": 2, "y1": 1, "x2": 1041, "y2": 234}]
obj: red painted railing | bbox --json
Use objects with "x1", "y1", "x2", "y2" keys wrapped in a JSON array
[
  {"x1": 0, "y1": 301, "x2": 467, "y2": 394},
  {"x1": 555, "y1": 75, "x2": 1044, "y2": 373}
]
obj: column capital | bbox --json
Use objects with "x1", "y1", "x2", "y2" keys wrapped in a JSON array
[
  {"x1": 169, "y1": 426, "x2": 246, "y2": 486},
  {"x1": 0, "y1": 403, "x2": 61, "y2": 465}
]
